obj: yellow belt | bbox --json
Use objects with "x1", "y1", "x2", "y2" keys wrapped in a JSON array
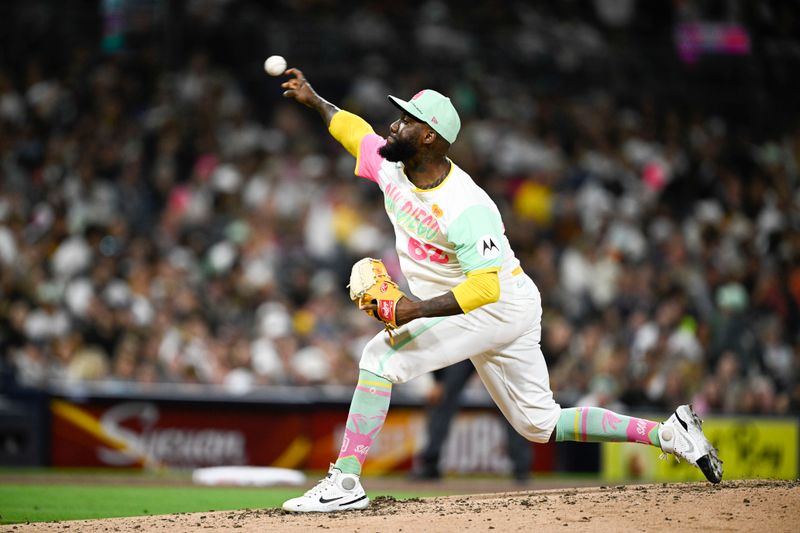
[{"x1": 511, "y1": 266, "x2": 523, "y2": 277}]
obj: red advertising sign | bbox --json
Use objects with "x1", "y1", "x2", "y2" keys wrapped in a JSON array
[{"x1": 50, "y1": 398, "x2": 554, "y2": 474}]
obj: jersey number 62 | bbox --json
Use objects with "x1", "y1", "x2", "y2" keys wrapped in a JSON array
[{"x1": 408, "y1": 237, "x2": 449, "y2": 264}]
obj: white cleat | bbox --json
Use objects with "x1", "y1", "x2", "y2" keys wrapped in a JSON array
[
  {"x1": 659, "y1": 404, "x2": 723, "y2": 484},
  {"x1": 282, "y1": 465, "x2": 369, "y2": 513}
]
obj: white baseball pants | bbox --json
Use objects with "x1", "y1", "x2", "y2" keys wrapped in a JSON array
[{"x1": 359, "y1": 272, "x2": 561, "y2": 443}]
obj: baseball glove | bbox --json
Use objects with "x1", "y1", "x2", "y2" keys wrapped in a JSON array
[{"x1": 349, "y1": 257, "x2": 407, "y2": 340}]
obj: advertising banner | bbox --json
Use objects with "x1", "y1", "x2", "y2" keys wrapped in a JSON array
[
  {"x1": 50, "y1": 399, "x2": 302, "y2": 468},
  {"x1": 50, "y1": 398, "x2": 554, "y2": 474},
  {"x1": 602, "y1": 417, "x2": 798, "y2": 482}
]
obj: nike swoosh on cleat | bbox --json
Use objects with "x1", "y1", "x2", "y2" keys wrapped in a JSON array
[
  {"x1": 674, "y1": 411, "x2": 690, "y2": 432},
  {"x1": 339, "y1": 495, "x2": 368, "y2": 507},
  {"x1": 319, "y1": 496, "x2": 344, "y2": 504}
]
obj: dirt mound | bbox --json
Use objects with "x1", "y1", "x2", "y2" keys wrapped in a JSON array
[{"x1": 12, "y1": 479, "x2": 799, "y2": 532}]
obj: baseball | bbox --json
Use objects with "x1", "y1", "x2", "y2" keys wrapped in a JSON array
[{"x1": 264, "y1": 55, "x2": 287, "y2": 76}]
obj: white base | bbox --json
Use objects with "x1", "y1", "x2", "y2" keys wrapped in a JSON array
[{"x1": 192, "y1": 466, "x2": 306, "y2": 487}]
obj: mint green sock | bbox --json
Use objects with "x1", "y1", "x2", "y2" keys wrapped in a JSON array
[
  {"x1": 334, "y1": 369, "x2": 393, "y2": 475},
  {"x1": 555, "y1": 407, "x2": 660, "y2": 447}
]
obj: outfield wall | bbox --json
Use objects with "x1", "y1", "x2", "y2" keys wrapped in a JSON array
[
  {"x1": 42, "y1": 384, "x2": 563, "y2": 476},
  {"x1": 5, "y1": 384, "x2": 798, "y2": 480}
]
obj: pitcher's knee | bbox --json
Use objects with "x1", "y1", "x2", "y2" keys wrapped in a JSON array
[
  {"x1": 358, "y1": 337, "x2": 407, "y2": 384},
  {"x1": 358, "y1": 356, "x2": 406, "y2": 383},
  {"x1": 514, "y1": 424, "x2": 552, "y2": 443},
  {"x1": 358, "y1": 356, "x2": 395, "y2": 383},
  {"x1": 527, "y1": 429, "x2": 553, "y2": 444},
  {"x1": 511, "y1": 407, "x2": 560, "y2": 443}
]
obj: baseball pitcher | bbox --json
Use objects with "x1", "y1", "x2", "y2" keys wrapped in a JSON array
[{"x1": 279, "y1": 67, "x2": 722, "y2": 512}]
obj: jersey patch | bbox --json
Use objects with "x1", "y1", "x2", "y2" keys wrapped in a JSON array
[{"x1": 477, "y1": 235, "x2": 501, "y2": 260}]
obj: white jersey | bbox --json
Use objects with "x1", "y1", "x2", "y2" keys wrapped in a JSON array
[{"x1": 356, "y1": 133, "x2": 520, "y2": 300}]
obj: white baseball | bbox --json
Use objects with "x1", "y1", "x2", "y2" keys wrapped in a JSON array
[{"x1": 264, "y1": 55, "x2": 287, "y2": 76}]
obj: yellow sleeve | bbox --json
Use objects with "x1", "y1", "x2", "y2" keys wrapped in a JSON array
[
  {"x1": 328, "y1": 110, "x2": 375, "y2": 158},
  {"x1": 451, "y1": 268, "x2": 500, "y2": 314}
]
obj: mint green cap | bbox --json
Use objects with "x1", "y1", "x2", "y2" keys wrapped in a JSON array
[{"x1": 388, "y1": 89, "x2": 461, "y2": 144}]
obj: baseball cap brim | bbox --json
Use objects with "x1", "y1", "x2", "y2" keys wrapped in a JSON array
[{"x1": 388, "y1": 95, "x2": 426, "y2": 123}]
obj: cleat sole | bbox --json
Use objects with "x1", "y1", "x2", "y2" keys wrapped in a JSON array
[{"x1": 697, "y1": 454, "x2": 723, "y2": 484}]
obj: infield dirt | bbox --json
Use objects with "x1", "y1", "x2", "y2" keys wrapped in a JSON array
[{"x1": 8, "y1": 479, "x2": 799, "y2": 532}]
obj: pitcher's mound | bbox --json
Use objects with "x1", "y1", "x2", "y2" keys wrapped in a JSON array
[{"x1": 15, "y1": 479, "x2": 799, "y2": 532}]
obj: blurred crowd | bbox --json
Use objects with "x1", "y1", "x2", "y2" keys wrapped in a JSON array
[{"x1": 1, "y1": 0, "x2": 799, "y2": 415}]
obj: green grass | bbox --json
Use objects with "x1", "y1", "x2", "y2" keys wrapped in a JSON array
[{"x1": 0, "y1": 484, "x2": 444, "y2": 524}]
